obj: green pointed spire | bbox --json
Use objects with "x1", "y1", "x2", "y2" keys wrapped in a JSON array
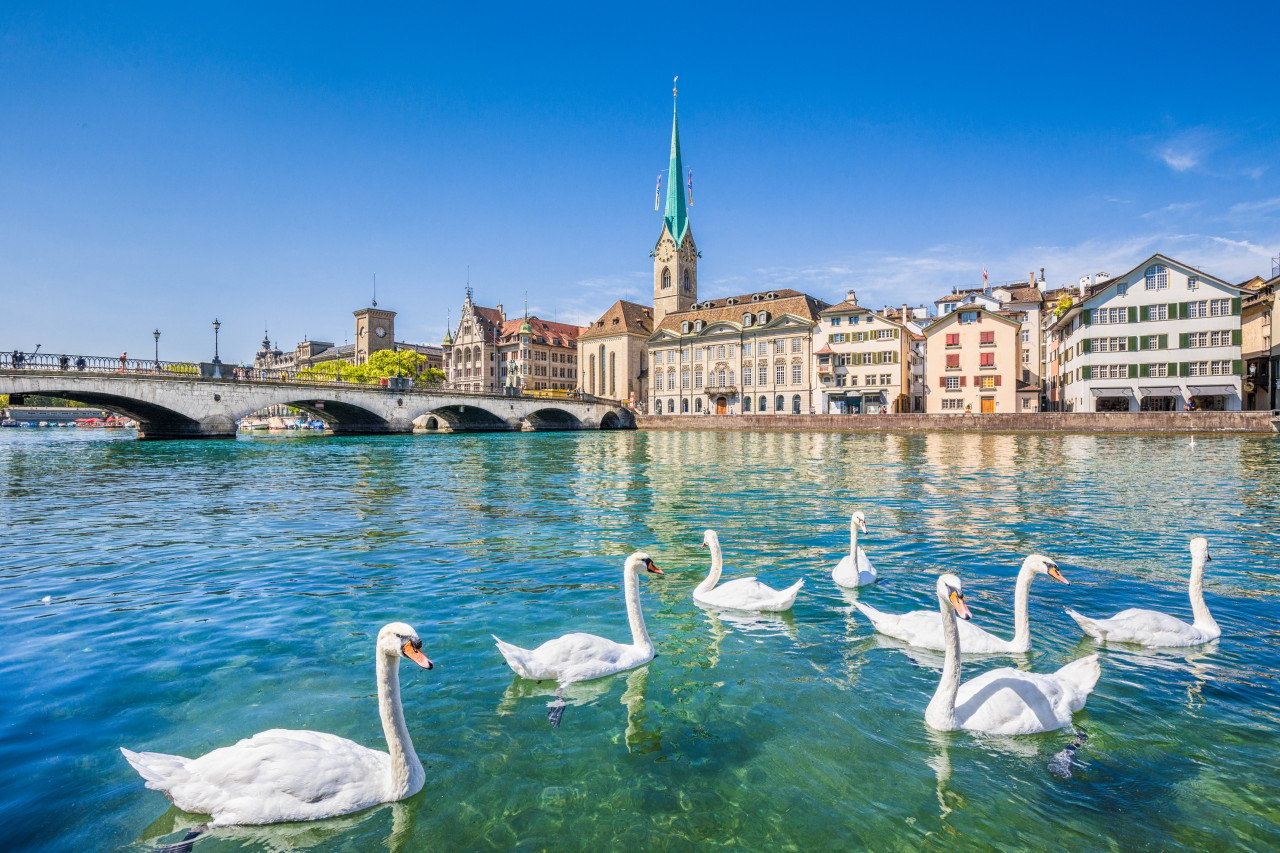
[{"x1": 663, "y1": 78, "x2": 689, "y2": 244}]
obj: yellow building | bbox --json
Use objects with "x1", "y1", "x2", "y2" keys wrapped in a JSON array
[{"x1": 924, "y1": 306, "x2": 1035, "y2": 413}]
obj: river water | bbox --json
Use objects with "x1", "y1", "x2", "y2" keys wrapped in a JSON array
[{"x1": 1, "y1": 428, "x2": 1278, "y2": 851}]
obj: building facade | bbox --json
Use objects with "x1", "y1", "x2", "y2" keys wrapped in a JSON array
[
  {"x1": 578, "y1": 300, "x2": 653, "y2": 403},
  {"x1": 1241, "y1": 274, "x2": 1279, "y2": 410},
  {"x1": 1049, "y1": 255, "x2": 1246, "y2": 412},
  {"x1": 442, "y1": 291, "x2": 581, "y2": 392},
  {"x1": 648, "y1": 289, "x2": 828, "y2": 415},
  {"x1": 813, "y1": 291, "x2": 923, "y2": 413},
  {"x1": 253, "y1": 304, "x2": 441, "y2": 375},
  {"x1": 923, "y1": 306, "x2": 1030, "y2": 413}
]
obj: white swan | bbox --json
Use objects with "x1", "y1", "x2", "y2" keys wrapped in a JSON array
[
  {"x1": 120, "y1": 622, "x2": 433, "y2": 826},
  {"x1": 855, "y1": 555, "x2": 1068, "y2": 653},
  {"x1": 693, "y1": 529, "x2": 803, "y2": 612},
  {"x1": 494, "y1": 552, "x2": 663, "y2": 684},
  {"x1": 1067, "y1": 537, "x2": 1220, "y2": 647},
  {"x1": 925, "y1": 574, "x2": 1100, "y2": 735},
  {"x1": 831, "y1": 511, "x2": 876, "y2": 587}
]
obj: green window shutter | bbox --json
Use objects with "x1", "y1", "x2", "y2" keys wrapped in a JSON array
[
  {"x1": 1140, "y1": 363, "x2": 1150, "y2": 377},
  {"x1": 1232, "y1": 359, "x2": 1243, "y2": 375},
  {"x1": 1179, "y1": 302, "x2": 1189, "y2": 319},
  {"x1": 1082, "y1": 309, "x2": 1092, "y2": 326},
  {"x1": 1179, "y1": 333, "x2": 1189, "y2": 349},
  {"x1": 893, "y1": 328, "x2": 900, "y2": 338},
  {"x1": 1081, "y1": 365, "x2": 1092, "y2": 380},
  {"x1": 1178, "y1": 362, "x2": 1190, "y2": 377},
  {"x1": 1168, "y1": 362, "x2": 1178, "y2": 376},
  {"x1": 1166, "y1": 302, "x2": 1178, "y2": 318},
  {"x1": 1137, "y1": 336, "x2": 1148, "y2": 351},
  {"x1": 1128, "y1": 336, "x2": 1138, "y2": 352},
  {"x1": 1231, "y1": 297, "x2": 1242, "y2": 315},
  {"x1": 1082, "y1": 338, "x2": 1092, "y2": 354},
  {"x1": 1158, "y1": 334, "x2": 1168, "y2": 349},
  {"x1": 1231, "y1": 329, "x2": 1242, "y2": 346},
  {"x1": 1140, "y1": 305, "x2": 1150, "y2": 322},
  {"x1": 1128, "y1": 306, "x2": 1138, "y2": 323},
  {"x1": 1128, "y1": 364, "x2": 1138, "y2": 379}
]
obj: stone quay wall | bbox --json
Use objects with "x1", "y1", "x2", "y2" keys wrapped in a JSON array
[{"x1": 635, "y1": 411, "x2": 1279, "y2": 434}]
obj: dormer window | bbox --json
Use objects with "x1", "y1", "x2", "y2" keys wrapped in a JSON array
[
  {"x1": 681, "y1": 321, "x2": 690, "y2": 334},
  {"x1": 742, "y1": 313, "x2": 754, "y2": 326},
  {"x1": 726, "y1": 297, "x2": 737, "y2": 305},
  {"x1": 766, "y1": 292, "x2": 777, "y2": 300},
  {"x1": 751, "y1": 294, "x2": 762, "y2": 302},
  {"x1": 757, "y1": 310, "x2": 769, "y2": 324},
  {"x1": 694, "y1": 319, "x2": 705, "y2": 332}
]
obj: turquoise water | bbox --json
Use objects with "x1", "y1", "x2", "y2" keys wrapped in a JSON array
[{"x1": 2, "y1": 427, "x2": 1279, "y2": 851}]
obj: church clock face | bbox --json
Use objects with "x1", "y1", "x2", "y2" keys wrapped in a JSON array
[{"x1": 375, "y1": 326, "x2": 387, "y2": 338}]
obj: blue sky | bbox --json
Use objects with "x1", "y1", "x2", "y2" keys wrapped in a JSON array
[{"x1": 2, "y1": 2, "x2": 1278, "y2": 361}]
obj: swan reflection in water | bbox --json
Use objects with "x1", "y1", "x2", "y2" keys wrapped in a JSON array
[
  {"x1": 1103, "y1": 641, "x2": 1219, "y2": 709},
  {"x1": 496, "y1": 666, "x2": 661, "y2": 752},
  {"x1": 135, "y1": 797, "x2": 420, "y2": 853}
]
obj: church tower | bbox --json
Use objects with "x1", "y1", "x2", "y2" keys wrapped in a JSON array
[{"x1": 652, "y1": 80, "x2": 698, "y2": 327}]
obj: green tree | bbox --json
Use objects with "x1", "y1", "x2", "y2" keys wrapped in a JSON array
[
  {"x1": 296, "y1": 351, "x2": 444, "y2": 385},
  {"x1": 1052, "y1": 293, "x2": 1074, "y2": 319}
]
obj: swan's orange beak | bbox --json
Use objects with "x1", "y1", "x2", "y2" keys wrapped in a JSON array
[
  {"x1": 401, "y1": 640, "x2": 433, "y2": 669},
  {"x1": 949, "y1": 590, "x2": 972, "y2": 620},
  {"x1": 1048, "y1": 565, "x2": 1069, "y2": 584},
  {"x1": 645, "y1": 558, "x2": 663, "y2": 575}
]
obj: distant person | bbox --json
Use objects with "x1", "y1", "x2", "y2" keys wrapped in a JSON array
[
  {"x1": 119, "y1": 352, "x2": 127, "y2": 371},
  {"x1": 59, "y1": 355, "x2": 69, "y2": 370},
  {"x1": 74, "y1": 356, "x2": 86, "y2": 371},
  {"x1": 13, "y1": 350, "x2": 24, "y2": 368}
]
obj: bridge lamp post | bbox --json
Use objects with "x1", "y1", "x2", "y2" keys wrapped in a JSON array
[
  {"x1": 153, "y1": 329, "x2": 161, "y2": 371},
  {"x1": 211, "y1": 318, "x2": 222, "y2": 379}
]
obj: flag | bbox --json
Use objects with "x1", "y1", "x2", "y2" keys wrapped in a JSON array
[
  {"x1": 654, "y1": 173, "x2": 663, "y2": 211},
  {"x1": 982, "y1": 266, "x2": 988, "y2": 284},
  {"x1": 686, "y1": 168, "x2": 693, "y2": 206}
]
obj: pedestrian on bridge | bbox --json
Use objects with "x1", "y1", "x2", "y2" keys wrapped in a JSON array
[{"x1": 119, "y1": 352, "x2": 127, "y2": 372}]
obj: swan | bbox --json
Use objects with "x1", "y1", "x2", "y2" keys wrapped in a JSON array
[
  {"x1": 1066, "y1": 537, "x2": 1219, "y2": 647},
  {"x1": 120, "y1": 622, "x2": 433, "y2": 826},
  {"x1": 925, "y1": 574, "x2": 1100, "y2": 735},
  {"x1": 831, "y1": 511, "x2": 876, "y2": 587},
  {"x1": 854, "y1": 555, "x2": 1068, "y2": 653},
  {"x1": 494, "y1": 551, "x2": 663, "y2": 685},
  {"x1": 692, "y1": 529, "x2": 803, "y2": 612}
]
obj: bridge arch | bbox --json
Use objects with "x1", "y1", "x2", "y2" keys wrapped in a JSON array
[
  {"x1": 3, "y1": 388, "x2": 207, "y2": 440},
  {"x1": 523, "y1": 407, "x2": 584, "y2": 431},
  {"x1": 599, "y1": 409, "x2": 635, "y2": 430},
  {"x1": 234, "y1": 397, "x2": 395, "y2": 436},
  {"x1": 414, "y1": 403, "x2": 514, "y2": 432}
]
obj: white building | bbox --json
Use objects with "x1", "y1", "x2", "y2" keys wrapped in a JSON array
[{"x1": 1049, "y1": 255, "x2": 1246, "y2": 412}]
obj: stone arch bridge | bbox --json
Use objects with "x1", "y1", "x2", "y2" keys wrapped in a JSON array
[{"x1": 0, "y1": 368, "x2": 635, "y2": 439}]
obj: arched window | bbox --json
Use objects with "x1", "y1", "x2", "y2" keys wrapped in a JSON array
[
  {"x1": 694, "y1": 397, "x2": 703, "y2": 413},
  {"x1": 743, "y1": 396, "x2": 752, "y2": 412},
  {"x1": 682, "y1": 269, "x2": 691, "y2": 293},
  {"x1": 661, "y1": 267, "x2": 672, "y2": 289},
  {"x1": 667, "y1": 398, "x2": 675, "y2": 413},
  {"x1": 588, "y1": 354, "x2": 596, "y2": 394},
  {"x1": 681, "y1": 398, "x2": 689, "y2": 413},
  {"x1": 757, "y1": 310, "x2": 769, "y2": 324},
  {"x1": 775, "y1": 395, "x2": 785, "y2": 412},
  {"x1": 759, "y1": 395, "x2": 768, "y2": 411},
  {"x1": 743, "y1": 313, "x2": 753, "y2": 326},
  {"x1": 681, "y1": 321, "x2": 690, "y2": 334},
  {"x1": 792, "y1": 394, "x2": 802, "y2": 414},
  {"x1": 1144, "y1": 265, "x2": 1168, "y2": 291},
  {"x1": 608, "y1": 352, "x2": 617, "y2": 397}
]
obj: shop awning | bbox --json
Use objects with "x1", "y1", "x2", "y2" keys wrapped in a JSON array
[
  {"x1": 1137, "y1": 386, "x2": 1180, "y2": 397},
  {"x1": 1090, "y1": 386, "x2": 1134, "y2": 397},
  {"x1": 1187, "y1": 385, "x2": 1236, "y2": 396}
]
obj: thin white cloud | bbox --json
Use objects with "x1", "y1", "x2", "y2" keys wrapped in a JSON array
[
  {"x1": 1153, "y1": 128, "x2": 1217, "y2": 174},
  {"x1": 1140, "y1": 201, "x2": 1201, "y2": 219},
  {"x1": 1229, "y1": 197, "x2": 1280, "y2": 216}
]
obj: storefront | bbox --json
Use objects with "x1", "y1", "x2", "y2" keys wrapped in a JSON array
[
  {"x1": 1186, "y1": 384, "x2": 1236, "y2": 412},
  {"x1": 1091, "y1": 387, "x2": 1134, "y2": 412},
  {"x1": 1138, "y1": 386, "x2": 1180, "y2": 411}
]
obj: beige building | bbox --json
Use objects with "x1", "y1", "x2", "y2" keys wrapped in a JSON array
[
  {"x1": 924, "y1": 305, "x2": 1034, "y2": 413},
  {"x1": 441, "y1": 290, "x2": 505, "y2": 391},
  {"x1": 648, "y1": 289, "x2": 829, "y2": 415},
  {"x1": 578, "y1": 300, "x2": 653, "y2": 403},
  {"x1": 813, "y1": 291, "x2": 924, "y2": 413},
  {"x1": 253, "y1": 303, "x2": 442, "y2": 375},
  {"x1": 1242, "y1": 274, "x2": 1279, "y2": 410},
  {"x1": 442, "y1": 290, "x2": 580, "y2": 392}
]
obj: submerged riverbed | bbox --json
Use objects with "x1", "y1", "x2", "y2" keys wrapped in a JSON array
[{"x1": 1, "y1": 428, "x2": 1278, "y2": 850}]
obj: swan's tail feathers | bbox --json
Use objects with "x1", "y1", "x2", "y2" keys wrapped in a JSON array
[
  {"x1": 852, "y1": 600, "x2": 884, "y2": 627},
  {"x1": 777, "y1": 579, "x2": 804, "y2": 609},
  {"x1": 1055, "y1": 654, "x2": 1102, "y2": 707},
  {"x1": 120, "y1": 747, "x2": 191, "y2": 792},
  {"x1": 1065, "y1": 607, "x2": 1105, "y2": 640},
  {"x1": 493, "y1": 635, "x2": 537, "y2": 680}
]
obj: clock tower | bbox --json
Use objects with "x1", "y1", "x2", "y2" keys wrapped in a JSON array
[
  {"x1": 653, "y1": 81, "x2": 698, "y2": 327},
  {"x1": 353, "y1": 305, "x2": 396, "y2": 365}
]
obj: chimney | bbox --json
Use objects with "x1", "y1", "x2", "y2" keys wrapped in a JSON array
[
  {"x1": 846, "y1": 289, "x2": 858, "y2": 305},
  {"x1": 901, "y1": 303, "x2": 909, "y2": 323},
  {"x1": 1029, "y1": 271, "x2": 1036, "y2": 287},
  {"x1": 1038, "y1": 268, "x2": 1047, "y2": 291},
  {"x1": 1078, "y1": 275, "x2": 1091, "y2": 296}
]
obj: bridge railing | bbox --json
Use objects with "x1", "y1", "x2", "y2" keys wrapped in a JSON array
[{"x1": 0, "y1": 350, "x2": 629, "y2": 407}]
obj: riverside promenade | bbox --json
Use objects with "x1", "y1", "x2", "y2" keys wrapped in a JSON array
[{"x1": 636, "y1": 411, "x2": 1280, "y2": 434}]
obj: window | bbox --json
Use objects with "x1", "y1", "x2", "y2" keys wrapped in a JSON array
[
  {"x1": 742, "y1": 313, "x2": 754, "y2": 326},
  {"x1": 1094, "y1": 337, "x2": 1129, "y2": 353},
  {"x1": 654, "y1": 373, "x2": 663, "y2": 392},
  {"x1": 695, "y1": 347, "x2": 704, "y2": 362},
  {"x1": 728, "y1": 345, "x2": 735, "y2": 357},
  {"x1": 667, "y1": 399, "x2": 675, "y2": 413},
  {"x1": 759, "y1": 396, "x2": 767, "y2": 411},
  {"x1": 831, "y1": 333, "x2": 846, "y2": 343},
  {"x1": 876, "y1": 329, "x2": 894, "y2": 340},
  {"x1": 716, "y1": 344, "x2": 726, "y2": 358},
  {"x1": 775, "y1": 395, "x2": 784, "y2": 411},
  {"x1": 1209, "y1": 299, "x2": 1230, "y2": 317},
  {"x1": 757, "y1": 311, "x2": 769, "y2": 325},
  {"x1": 1148, "y1": 363, "x2": 1169, "y2": 378},
  {"x1": 682, "y1": 270, "x2": 691, "y2": 293},
  {"x1": 1092, "y1": 364, "x2": 1127, "y2": 379},
  {"x1": 941, "y1": 399, "x2": 964, "y2": 409},
  {"x1": 716, "y1": 369, "x2": 726, "y2": 387},
  {"x1": 1146, "y1": 335, "x2": 1160, "y2": 349},
  {"x1": 979, "y1": 352, "x2": 995, "y2": 367},
  {"x1": 791, "y1": 338, "x2": 802, "y2": 353},
  {"x1": 694, "y1": 370, "x2": 703, "y2": 388},
  {"x1": 694, "y1": 398, "x2": 703, "y2": 412},
  {"x1": 776, "y1": 364, "x2": 786, "y2": 383},
  {"x1": 1022, "y1": 351, "x2": 1030, "y2": 364},
  {"x1": 757, "y1": 341, "x2": 767, "y2": 355},
  {"x1": 681, "y1": 398, "x2": 689, "y2": 413},
  {"x1": 681, "y1": 321, "x2": 690, "y2": 334},
  {"x1": 1210, "y1": 360, "x2": 1231, "y2": 375},
  {"x1": 979, "y1": 331, "x2": 995, "y2": 345},
  {"x1": 959, "y1": 311, "x2": 979, "y2": 324},
  {"x1": 743, "y1": 396, "x2": 751, "y2": 412},
  {"x1": 1187, "y1": 277, "x2": 1199, "y2": 291},
  {"x1": 1188, "y1": 361, "x2": 1209, "y2": 377},
  {"x1": 1187, "y1": 301, "x2": 1207, "y2": 318},
  {"x1": 743, "y1": 368, "x2": 753, "y2": 386},
  {"x1": 1144, "y1": 265, "x2": 1168, "y2": 290},
  {"x1": 667, "y1": 350, "x2": 675, "y2": 363},
  {"x1": 729, "y1": 370, "x2": 736, "y2": 386},
  {"x1": 945, "y1": 376, "x2": 960, "y2": 390},
  {"x1": 791, "y1": 394, "x2": 801, "y2": 413},
  {"x1": 1022, "y1": 397, "x2": 1032, "y2": 409},
  {"x1": 1093, "y1": 307, "x2": 1126, "y2": 324},
  {"x1": 774, "y1": 340, "x2": 785, "y2": 354},
  {"x1": 681, "y1": 349, "x2": 689, "y2": 362},
  {"x1": 880, "y1": 374, "x2": 892, "y2": 385},
  {"x1": 792, "y1": 364, "x2": 802, "y2": 383},
  {"x1": 946, "y1": 333, "x2": 960, "y2": 347},
  {"x1": 1148, "y1": 304, "x2": 1169, "y2": 321},
  {"x1": 681, "y1": 370, "x2": 690, "y2": 389},
  {"x1": 849, "y1": 375, "x2": 859, "y2": 385},
  {"x1": 661, "y1": 267, "x2": 672, "y2": 289},
  {"x1": 1118, "y1": 284, "x2": 1129, "y2": 296},
  {"x1": 831, "y1": 317, "x2": 842, "y2": 326},
  {"x1": 1021, "y1": 329, "x2": 1030, "y2": 342},
  {"x1": 978, "y1": 375, "x2": 998, "y2": 389},
  {"x1": 946, "y1": 354, "x2": 960, "y2": 369}
]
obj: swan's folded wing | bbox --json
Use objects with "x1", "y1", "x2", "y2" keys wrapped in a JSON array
[{"x1": 954, "y1": 670, "x2": 1073, "y2": 735}]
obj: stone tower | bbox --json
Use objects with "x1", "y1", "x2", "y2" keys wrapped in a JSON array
[
  {"x1": 652, "y1": 81, "x2": 698, "y2": 327},
  {"x1": 353, "y1": 306, "x2": 396, "y2": 365}
]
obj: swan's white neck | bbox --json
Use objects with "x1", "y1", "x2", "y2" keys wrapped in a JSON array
[
  {"x1": 377, "y1": 651, "x2": 425, "y2": 800},
  {"x1": 624, "y1": 565, "x2": 654, "y2": 656},
  {"x1": 850, "y1": 519, "x2": 860, "y2": 560},
  {"x1": 925, "y1": 589, "x2": 961, "y2": 730},
  {"x1": 694, "y1": 538, "x2": 723, "y2": 595},
  {"x1": 1187, "y1": 550, "x2": 1218, "y2": 635},
  {"x1": 1009, "y1": 564, "x2": 1037, "y2": 653}
]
